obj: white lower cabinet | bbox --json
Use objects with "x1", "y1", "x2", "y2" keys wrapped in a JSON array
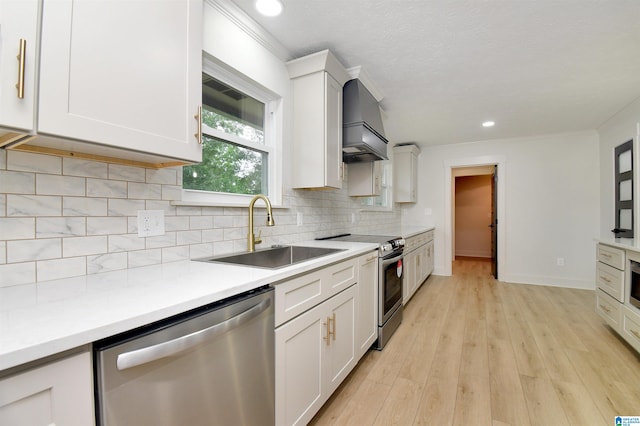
[
  {"x1": 356, "y1": 252, "x2": 378, "y2": 358},
  {"x1": 403, "y1": 230, "x2": 434, "y2": 304},
  {"x1": 0, "y1": 350, "x2": 94, "y2": 426},
  {"x1": 275, "y1": 285, "x2": 357, "y2": 426}
]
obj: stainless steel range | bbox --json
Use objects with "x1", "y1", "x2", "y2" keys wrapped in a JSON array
[{"x1": 318, "y1": 234, "x2": 405, "y2": 350}]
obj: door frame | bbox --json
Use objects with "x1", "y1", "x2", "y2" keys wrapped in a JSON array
[{"x1": 444, "y1": 155, "x2": 506, "y2": 278}]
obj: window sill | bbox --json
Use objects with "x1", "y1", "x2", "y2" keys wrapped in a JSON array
[{"x1": 171, "y1": 200, "x2": 288, "y2": 209}]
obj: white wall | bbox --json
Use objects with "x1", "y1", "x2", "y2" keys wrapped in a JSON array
[
  {"x1": 402, "y1": 130, "x2": 600, "y2": 289},
  {"x1": 598, "y1": 96, "x2": 640, "y2": 239}
]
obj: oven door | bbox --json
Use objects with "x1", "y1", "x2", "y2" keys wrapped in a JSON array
[{"x1": 379, "y1": 252, "x2": 403, "y2": 325}]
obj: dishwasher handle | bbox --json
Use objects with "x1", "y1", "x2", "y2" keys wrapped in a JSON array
[{"x1": 116, "y1": 297, "x2": 271, "y2": 371}]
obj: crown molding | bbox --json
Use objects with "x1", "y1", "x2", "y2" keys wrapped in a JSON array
[{"x1": 205, "y1": 0, "x2": 292, "y2": 62}]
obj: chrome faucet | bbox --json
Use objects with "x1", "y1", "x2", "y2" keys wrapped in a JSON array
[{"x1": 247, "y1": 194, "x2": 275, "y2": 252}]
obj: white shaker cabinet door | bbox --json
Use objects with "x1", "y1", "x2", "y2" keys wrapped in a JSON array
[
  {"x1": 38, "y1": 0, "x2": 202, "y2": 163},
  {"x1": 0, "y1": 0, "x2": 39, "y2": 133},
  {"x1": 0, "y1": 351, "x2": 94, "y2": 426}
]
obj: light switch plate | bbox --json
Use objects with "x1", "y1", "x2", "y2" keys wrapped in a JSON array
[{"x1": 137, "y1": 210, "x2": 165, "y2": 237}]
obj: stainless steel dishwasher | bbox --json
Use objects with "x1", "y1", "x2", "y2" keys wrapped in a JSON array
[{"x1": 94, "y1": 285, "x2": 274, "y2": 426}]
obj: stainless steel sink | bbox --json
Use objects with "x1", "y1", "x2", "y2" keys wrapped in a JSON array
[{"x1": 196, "y1": 245, "x2": 346, "y2": 269}]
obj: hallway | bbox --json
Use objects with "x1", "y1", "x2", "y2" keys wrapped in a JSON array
[{"x1": 310, "y1": 258, "x2": 640, "y2": 425}]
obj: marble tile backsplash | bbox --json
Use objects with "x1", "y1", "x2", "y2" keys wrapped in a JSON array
[{"x1": 0, "y1": 149, "x2": 401, "y2": 287}]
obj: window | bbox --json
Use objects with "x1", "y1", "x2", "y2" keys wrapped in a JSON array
[
  {"x1": 613, "y1": 139, "x2": 633, "y2": 238},
  {"x1": 182, "y1": 58, "x2": 281, "y2": 205},
  {"x1": 359, "y1": 161, "x2": 393, "y2": 211}
]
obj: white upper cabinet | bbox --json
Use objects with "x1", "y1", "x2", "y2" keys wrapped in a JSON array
[
  {"x1": 393, "y1": 144, "x2": 420, "y2": 203},
  {"x1": 36, "y1": 0, "x2": 202, "y2": 164},
  {"x1": 287, "y1": 50, "x2": 350, "y2": 189},
  {"x1": 348, "y1": 161, "x2": 382, "y2": 197},
  {"x1": 0, "y1": 0, "x2": 39, "y2": 141}
]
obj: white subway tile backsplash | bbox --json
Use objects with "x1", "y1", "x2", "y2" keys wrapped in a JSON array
[
  {"x1": 63, "y1": 157, "x2": 108, "y2": 178},
  {"x1": 146, "y1": 168, "x2": 177, "y2": 185},
  {"x1": 0, "y1": 218, "x2": 35, "y2": 240},
  {"x1": 108, "y1": 234, "x2": 145, "y2": 252},
  {"x1": 7, "y1": 151, "x2": 61, "y2": 174},
  {"x1": 87, "y1": 252, "x2": 128, "y2": 274},
  {"x1": 145, "y1": 200, "x2": 175, "y2": 215},
  {"x1": 0, "y1": 150, "x2": 400, "y2": 285},
  {"x1": 7, "y1": 195, "x2": 61, "y2": 217},
  {"x1": 161, "y1": 185, "x2": 182, "y2": 201},
  {"x1": 63, "y1": 197, "x2": 108, "y2": 216},
  {"x1": 0, "y1": 170, "x2": 35, "y2": 194},
  {"x1": 7, "y1": 239, "x2": 61, "y2": 262},
  {"x1": 202, "y1": 228, "x2": 223, "y2": 243},
  {"x1": 164, "y1": 216, "x2": 189, "y2": 232},
  {"x1": 36, "y1": 175, "x2": 85, "y2": 196},
  {"x1": 129, "y1": 182, "x2": 161, "y2": 200},
  {"x1": 190, "y1": 215, "x2": 213, "y2": 230},
  {"x1": 87, "y1": 217, "x2": 127, "y2": 235},
  {"x1": 189, "y1": 243, "x2": 214, "y2": 259},
  {"x1": 36, "y1": 217, "x2": 86, "y2": 238},
  {"x1": 87, "y1": 178, "x2": 127, "y2": 198},
  {"x1": 177, "y1": 206, "x2": 201, "y2": 216},
  {"x1": 214, "y1": 215, "x2": 233, "y2": 228},
  {"x1": 146, "y1": 232, "x2": 176, "y2": 249},
  {"x1": 128, "y1": 249, "x2": 162, "y2": 268},
  {"x1": 108, "y1": 199, "x2": 145, "y2": 216},
  {"x1": 0, "y1": 262, "x2": 36, "y2": 287},
  {"x1": 37, "y1": 257, "x2": 86, "y2": 282},
  {"x1": 162, "y1": 246, "x2": 189, "y2": 263},
  {"x1": 63, "y1": 236, "x2": 108, "y2": 257},
  {"x1": 109, "y1": 164, "x2": 145, "y2": 182},
  {"x1": 176, "y1": 230, "x2": 201, "y2": 245}
]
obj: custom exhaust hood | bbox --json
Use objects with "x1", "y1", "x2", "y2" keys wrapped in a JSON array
[{"x1": 342, "y1": 79, "x2": 389, "y2": 163}]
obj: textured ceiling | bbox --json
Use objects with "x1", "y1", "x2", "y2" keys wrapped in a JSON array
[{"x1": 229, "y1": 0, "x2": 640, "y2": 146}]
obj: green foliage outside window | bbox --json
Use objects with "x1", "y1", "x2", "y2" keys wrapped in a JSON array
[{"x1": 183, "y1": 107, "x2": 266, "y2": 195}]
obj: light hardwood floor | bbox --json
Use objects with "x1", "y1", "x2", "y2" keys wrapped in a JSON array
[{"x1": 310, "y1": 257, "x2": 640, "y2": 426}]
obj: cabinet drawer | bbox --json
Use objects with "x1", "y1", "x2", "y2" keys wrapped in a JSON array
[
  {"x1": 596, "y1": 261, "x2": 625, "y2": 302},
  {"x1": 323, "y1": 258, "x2": 357, "y2": 297},
  {"x1": 424, "y1": 229, "x2": 434, "y2": 242},
  {"x1": 595, "y1": 289, "x2": 621, "y2": 330},
  {"x1": 597, "y1": 244, "x2": 625, "y2": 270},
  {"x1": 274, "y1": 258, "x2": 357, "y2": 327},
  {"x1": 621, "y1": 305, "x2": 640, "y2": 353}
]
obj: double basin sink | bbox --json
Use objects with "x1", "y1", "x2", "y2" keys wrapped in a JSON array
[{"x1": 196, "y1": 245, "x2": 345, "y2": 269}]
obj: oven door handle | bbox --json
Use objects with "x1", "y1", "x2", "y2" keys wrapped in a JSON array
[
  {"x1": 116, "y1": 297, "x2": 271, "y2": 371},
  {"x1": 381, "y1": 252, "x2": 403, "y2": 267}
]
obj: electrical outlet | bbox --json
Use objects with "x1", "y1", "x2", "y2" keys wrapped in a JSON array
[
  {"x1": 137, "y1": 210, "x2": 165, "y2": 237},
  {"x1": 556, "y1": 257, "x2": 565, "y2": 267},
  {"x1": 297, "y1": 212, "x2": 303, "y2": 226}
]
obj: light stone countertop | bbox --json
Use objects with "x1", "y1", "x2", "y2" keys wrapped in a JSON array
[
  {"x1": 400, "y1": 226, "x2": 435, "y2": 239},
  {"x1": 0, "y1": 240, "x2": 378, "y2": 372},
  {"x1": 595, "y1": 237, "x2": 640, "y2": 253}
]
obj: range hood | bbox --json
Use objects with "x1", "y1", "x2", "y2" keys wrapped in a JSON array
[{"x1": 342, "y1": 79, "x2": 389, "y2": 163}]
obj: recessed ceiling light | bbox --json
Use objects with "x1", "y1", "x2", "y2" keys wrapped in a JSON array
[
  {"x1": 482, "y1": 121, "x2": 495, "y2": 127},
  {"x1": 256, "y1": 0, "x2": 283, "y2": 16}
]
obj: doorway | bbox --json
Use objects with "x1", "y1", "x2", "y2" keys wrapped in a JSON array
[
  {"x1": 452, "y1": 166, "x2": 497, "y2": 277},
  {"x1": 444, "y1": 156, "x2": 505, "y2": 279}
]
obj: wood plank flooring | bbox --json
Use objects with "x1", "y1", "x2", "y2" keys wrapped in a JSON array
[{"x1": 310, "y1": 258, "x2": 640, "y2": 426}]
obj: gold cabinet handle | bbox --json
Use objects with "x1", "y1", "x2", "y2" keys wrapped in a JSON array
[
  {"x1": 323, "y1": 316, "x2": 332, "y2": 346},
  {"x1": 194, "y1": 105, "x2": 202, "y2": 144},
  {"x1": 331, "y1": 312, "x2": 336, "y2": 341},
  {"x1": 599, "y1": 275, "x2": 611, "y2": 283},
  {"x1": 599, "y1": 304, "x2": 611, "y2": 313},
  {"x1": 631, "y1": 329, "x2": 640, "y2": 340},
  {"x1": 16, "y1": 39, "x2": 26, "y2": 99}
]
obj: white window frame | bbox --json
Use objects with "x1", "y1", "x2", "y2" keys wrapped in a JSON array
[
  {"x1": 181, "y1": 56, "x2": 283, "y2": 206},
  {"x1": 358, "y1": 160, "x2": 393, "y2": 212}
]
